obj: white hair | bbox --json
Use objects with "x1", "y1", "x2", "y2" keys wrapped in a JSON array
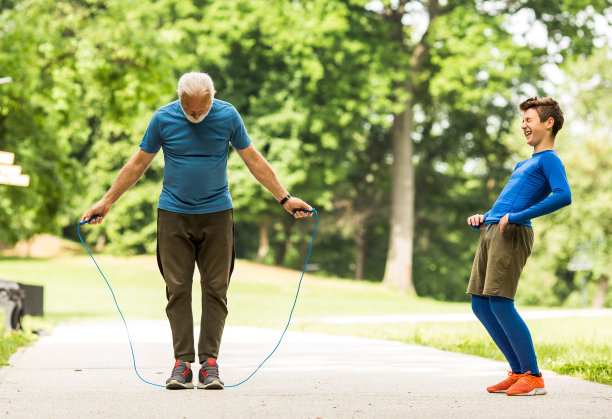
[{"x1": 177, "y1": 72, "x2": 215, "y2": 100}]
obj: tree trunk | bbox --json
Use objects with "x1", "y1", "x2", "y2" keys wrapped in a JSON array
[
  {"x1": 383, "y1": 107, "x2": 416, "y2": 292},
  {"x1": 381, "y1": 0, "x2": 439, "y2": 293},
  {"x1": 95, "y1": 233, "x2": 106, "y2": 253},
  {"x1": 354, "y1": 215, "x2": 366, "y2": 280},
  {"x1": 591, "y1": 275, "x2": 609, "y2": 309},
  {"x1": 275, "y1": 217, "x2": 293, "y2": 266},
  {"x1": 256, "y1": 218, "x2": 270, "y2": 263}
]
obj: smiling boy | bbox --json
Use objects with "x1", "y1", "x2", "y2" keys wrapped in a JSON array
[{"x1": 466, "y1": 97, "x2": 572, "y2": 396}]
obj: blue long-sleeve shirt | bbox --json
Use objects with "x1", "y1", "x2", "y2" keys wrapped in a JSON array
[{"x1": 475, "y1": 150, "x2": 571, "y2": 229}]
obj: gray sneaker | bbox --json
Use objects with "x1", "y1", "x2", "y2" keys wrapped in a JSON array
[
  {"x1": 166, "y1": 360, "x2": 194, "y2": 389},
  {"x1": 197, "y1": 358, "x2": 224, "y2": 389}
]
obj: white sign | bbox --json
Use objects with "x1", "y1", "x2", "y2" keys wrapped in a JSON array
[
  {"x1": 0, "y1": 173, "x2": 29, "y2": 186},
  {"x1": 0, "y1": 151, "x2": 14, "y2": 165},
  {"x1": 0, "y1": 164, "x2": 21, "y2": 177},
  {"x1": 0, "y1": 151, "x2": 29, "y2": 186}
]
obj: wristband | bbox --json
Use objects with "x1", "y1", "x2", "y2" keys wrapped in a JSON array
[{"x1": 279, "y1": 194, "x2": 291, "y2": 205}]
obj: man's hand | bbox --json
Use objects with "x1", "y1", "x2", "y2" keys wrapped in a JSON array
[
  {"x1": 283, "y1": 197, "x2": 313, "y2": 218},
  {"x1": 81, "y1": 199, "x2": 112, "y2": 225},
  {"x1": 499, "y1": 213, "x2": 510, "y2": 232},
  {"x1": 467, "y1": 214, "x2": 485, "y2": 230}
]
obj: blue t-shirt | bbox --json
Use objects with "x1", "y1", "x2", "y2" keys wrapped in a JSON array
[
  {"x1": 475, "y1": 150, "x2": 571, "y2": 229},
  {"x1": 140, "y1": 99, "x2": 251, "y2": 214}
]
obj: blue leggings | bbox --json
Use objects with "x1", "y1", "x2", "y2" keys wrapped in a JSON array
[{"x1": 471, "y1": 295, "x2": 539, "y2": 374}]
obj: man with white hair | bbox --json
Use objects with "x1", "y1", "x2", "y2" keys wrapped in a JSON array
[{"x1": 82, "y1": 72, "x2": 312, "y2": 390}]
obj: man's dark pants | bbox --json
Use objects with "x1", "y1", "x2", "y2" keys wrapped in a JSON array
[{"x1": 156, "y1": 208, "x2": 234, "y2": 364}]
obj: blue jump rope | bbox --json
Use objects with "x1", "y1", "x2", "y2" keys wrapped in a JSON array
[{"x1": 78, "y1": 208, "x2": 318, "y2": 389}]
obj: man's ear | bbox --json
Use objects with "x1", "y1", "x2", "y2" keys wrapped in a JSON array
[{"x1": 546, "y1": 117, "x2": 555, "y2": 130}]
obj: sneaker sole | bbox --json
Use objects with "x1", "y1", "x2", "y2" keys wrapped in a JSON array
[
  {"x1": 487, "y1": 389, "x2": 508, "y2": 393},
  {"x1": 197, "y1": 381, "x2": 224, "y2": 390},
  {"x1": 507, "y1": 388, "x2": 547, "y2": 396},
  {"x1": 166, "y1": 380, "x2": 194, "y2": 390}
]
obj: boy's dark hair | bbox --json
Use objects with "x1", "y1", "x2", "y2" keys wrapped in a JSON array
[{"x1": 519, "y1": 97, "x2": 564, "y2": 137}]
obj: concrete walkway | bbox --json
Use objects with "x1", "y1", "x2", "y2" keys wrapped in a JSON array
[{"x1": 1, "y1": 320, "x2": 611, "y2": 418}]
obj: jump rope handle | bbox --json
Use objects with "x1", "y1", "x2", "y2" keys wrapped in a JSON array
[
  {"x1": 293, "y1": 208, "x2": 316, "y2": 215},
  {"x1": 79, "y1": 215, "x2": 100, "y2": 225}
]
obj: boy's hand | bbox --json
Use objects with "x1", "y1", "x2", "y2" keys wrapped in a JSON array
[
  {"x1": 467, "y1": 214, "x2": 485, "y2": 230},
  {"x1": 499, "y1": 213, "x2": 509, "y2": 232}
]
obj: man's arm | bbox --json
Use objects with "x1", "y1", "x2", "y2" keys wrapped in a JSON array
[
  {"x1": 236, "y1": 144, "x2": 312, "y2": 218},
  {"x1": 81, "y1": 149, "x2": 157, "y2": 224}
]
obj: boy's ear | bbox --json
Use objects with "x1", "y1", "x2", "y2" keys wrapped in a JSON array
[{"x1": 546, "y1": 117, "x2": 555, "y2": 130}]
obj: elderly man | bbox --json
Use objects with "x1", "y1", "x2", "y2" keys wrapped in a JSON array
[{"x1": 82, "y1": 72, "x2": 312, "y2": 390}]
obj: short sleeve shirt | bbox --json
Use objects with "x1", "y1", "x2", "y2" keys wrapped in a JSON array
[{"x1": 140, "y1": 99, "x2": 251, "y2": 214}]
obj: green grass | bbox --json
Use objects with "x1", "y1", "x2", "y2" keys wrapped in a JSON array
[
  {"x1": 0, "y1": 319, "x2": 39, "y2": 366},
  {"x1": 1, "y1": 254, "x2": 610, "y2": 385},
  {"x1": 0, "y1": 255, "x2": 468, "y2": 324},
  {"x1": 0, "y1": 255, "x2": 167, "y2": 322}
]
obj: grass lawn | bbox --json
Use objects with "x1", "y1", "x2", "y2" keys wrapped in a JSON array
[
  {"x1": 1, "y1": 254, "x2": 610, "y2": 385},
  {"x1": 0, "y1": 329, "x2": 36, "y2": 366},
  {"x1": 0, "y1": 255, "x2": 468, "y2": 325}
]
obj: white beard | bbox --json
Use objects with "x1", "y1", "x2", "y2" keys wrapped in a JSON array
[{"x1": 180, "y1": 105, "x2": 208, "y2": 124}]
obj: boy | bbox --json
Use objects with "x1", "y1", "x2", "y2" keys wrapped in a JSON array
[{"x1": 466, "y1": 97, "x2": 571, "y2": 396}]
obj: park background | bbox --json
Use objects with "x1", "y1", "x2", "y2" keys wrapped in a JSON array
[{"x1": 1, "y1": 0, "x2": 611, "y2": 384}]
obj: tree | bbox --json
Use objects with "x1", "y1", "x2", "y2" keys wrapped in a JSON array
[
  {"x1": 187, "y1": 0, "x2": 396, "y2": 270},
  {"x1": 0, "y1": 0, "x2": 185, "y2": 250},
  {"x1": 0, "y1": 0, "x2": 88, "y2": 243},
  {"x1": 369, "y1": 0, "x2": 611, "y2": 293},
  {"x1": 3, "y1": 0, "x2": 609, "y2": 302},
  {"x1": 518, "y1": 47, "x2": 612, "y2": 308}
]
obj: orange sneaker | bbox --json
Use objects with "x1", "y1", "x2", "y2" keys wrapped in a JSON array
[
  {"x1": 506, "y1": 372, "x2": 547, "y2": 396},
  {"x1": 487, "y1": 371, "x2": 522, "y2": 393}
]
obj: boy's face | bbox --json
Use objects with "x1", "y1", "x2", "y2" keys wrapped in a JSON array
[{"x1": 521, "y1": 108, "x2": 553, "y2": 148}]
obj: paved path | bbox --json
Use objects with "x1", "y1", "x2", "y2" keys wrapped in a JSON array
[{"x1": 1, "y1": 320, "x2": 611, "y2": 418}]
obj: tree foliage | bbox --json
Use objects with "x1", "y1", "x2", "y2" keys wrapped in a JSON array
[
  {"x1": 517, "y1": 47, "x2": 612, "y2": 307},
  {"x1": 0, "y1": 0, "x2": 610, "y2": 306}
]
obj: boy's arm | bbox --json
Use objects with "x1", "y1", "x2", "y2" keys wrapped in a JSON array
[{"x1": 507, "y1": 155, "x2": 572, "y2": 224}]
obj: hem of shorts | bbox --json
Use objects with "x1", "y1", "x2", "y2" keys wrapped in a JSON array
[
  {"x1": 466, "y1": 291, "x2": 516, "y2": 301},
  {"x1": 484, "y1": 220, "x2": 533, "y2": 228}
]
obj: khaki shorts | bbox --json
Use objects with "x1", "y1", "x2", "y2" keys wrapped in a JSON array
[{"x1": 467, "y1": 223, "x2": 534, "y2": 300}]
